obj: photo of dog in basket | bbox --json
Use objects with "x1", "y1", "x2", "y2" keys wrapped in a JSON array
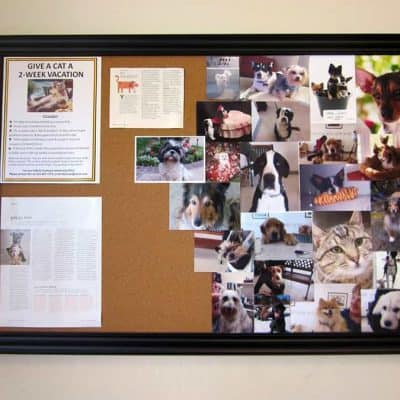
[
  {"x1": 309, "y1": 56, "x2": 355, "y2": 124},
  {"x1": 356, "y1": 55, "x2": 400, "y2": 181},
  {"x1": 197, "y1": 101, "x2": 252, "y2": 142}
]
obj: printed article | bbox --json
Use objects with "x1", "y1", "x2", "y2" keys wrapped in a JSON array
[
  {"x1": 109, "y1": 68, "x2": 184, "y2": 128},
  {"x1": 1, "y1": 57, "x2": 101, "y2": 183},
  {"x1": 0, "y1": 197, "x2": 102, "y2": 327}
]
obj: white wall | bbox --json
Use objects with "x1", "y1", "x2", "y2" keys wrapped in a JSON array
[{"x1": 1, "y1": 1, "x2": 400, "y2": 399}]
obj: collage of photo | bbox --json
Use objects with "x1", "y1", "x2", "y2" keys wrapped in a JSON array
[{"x1": 135, "y1": 55, "x2": 400, "y2": 335}]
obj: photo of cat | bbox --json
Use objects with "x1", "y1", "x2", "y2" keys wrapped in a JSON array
[{"x1": 313, "y1": 211, "x2": 373, "y2": 288}]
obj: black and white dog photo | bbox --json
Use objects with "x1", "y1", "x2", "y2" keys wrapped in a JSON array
[
  {"x1": 240, "y1": 61, "x2": 276, "y2": 100},
  {"x1": 158, "y1": 139, "x2": 192, "y2": 181},
  {"x1": 249, "y1": 146, "x2": 290, "y2": 212},
  {"x1": 274, "y1": 107, "x2": 300, "y2": 141}
]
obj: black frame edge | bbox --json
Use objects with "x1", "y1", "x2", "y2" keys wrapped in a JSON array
[{"x1": 1, "y1": 34, "x2": 400, "y2": 354}]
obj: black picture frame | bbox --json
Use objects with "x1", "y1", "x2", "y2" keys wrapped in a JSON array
[{"x1": 1, "y1": 34, "x2": 400, "y2": 355}]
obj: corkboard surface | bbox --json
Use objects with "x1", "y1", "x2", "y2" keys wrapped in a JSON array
[{"x1": 0, "y1": 56, "x2": 212, "y2": 333}]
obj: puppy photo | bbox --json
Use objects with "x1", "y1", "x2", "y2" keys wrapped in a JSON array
[
  {"x1": 240, "y1": 143, "x2": 299, "y2": 213},
  {"x1": 309, "y1": 56, "x2": 356, "y2": 124},
  {"x1": 135, "y1": 136, "x2": 205, "y2": 182},
  {"x1": 170, "y1": 182, "x2": 240, "y2": 231},
  {"x1": 260, "y1": 218, "x2": 298, "y2": 246},
  {"x1": 366, "y1": 289, "x2": 400, "y2": 332},
  {"x1": 373, "y1": 290, "x2": 400, "y2": 330}
]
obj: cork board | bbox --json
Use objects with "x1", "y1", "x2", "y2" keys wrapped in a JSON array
[{"x1": 0, "y1": 55, "x2": 212, "y2": 333}]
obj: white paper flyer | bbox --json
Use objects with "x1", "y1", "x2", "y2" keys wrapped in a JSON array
[
  {"x1": 109, "y1": 67, "x2": 184, "y2": 128},
  {"x1": 0, "y1": 197, "x2": 102, "y2": 327},
  {"x1": 1, "y1": 57, "x2": 101, "y2": 183}
]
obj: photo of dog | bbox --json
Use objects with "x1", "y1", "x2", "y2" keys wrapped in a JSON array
[
  {"x1": 249, "y1": 146, "x2": 289, "y2": 212},
  {"x1": 0, "y1": 230, "x2": 31, "y2": 266},
  {"x1": 370, "y1": 180, "x2": 400, "y2": 250},
  {"x1": 252, "y1": 100, "x2": 310, "y2": 142},
  {"x1": 239, "y1": 55, "x2": 310, "y2": 103},
  {"x1": 365, "y1": 289, "x2": 400, "y2": 332},
  {"x1": 309, "y1": 56, "x2": 356, "y2": 124},
  {"x1": 218, "y1": 289, "x2": 253, "y2": 333},
  {"x1": 206, "y1": 56, "x2": 240, "y2": 100},
  {"x1": 269, "y1": 302, "x2": 287, "y2": 333},
  {"x1": 356, "y1": 56, "x2": 400, "y2": 175},
  {"x1": 170, "y1": 182, "x2": 240, "y2": 230},
  {"x1": 241, "y1": 212, "x2": 313, "y2": 261},
  {"x1": 270, "y1": 65, "x2": 308, "y2": 101},
  {"x1": 314, "y1": 297, "x2": 349, "y2": 333},
  {"x1": 357, "y1": 64, "x2": 400, "y2": 145},
  {"x1": 310, "y1": 167, "x2": 345, "y2": 195},
  {"x1": 135, "y1": 136, "x2": 205, "y2": 183},
  {"x1": 375, "y1": 252, "x2": 398, "y2": 289},
  {"x1": 260, "y1": 218, "x2": 298, "y2": 246},
  {"x1": 274, "y1": 107, "x2": 301, "y2": 141},
  {"x1": 300, "y1": 164, "x2": 371, "y2": 211},
  {"x1": 377, "y1": 135, "x2": 400, "y2": 170},
  {"x1": 239, "y1": 60, "x2": 276, "y2": 100},
  {"x1": 215, "y1": 230, "x2": 254, "y2": 272},
  {"x1": 197, "y1": 101, "x2": 252, "y2": 142},
  {"x1": 320, "y1": 138, "x2": 344, "y2": 162},
  {"x1": 383, "y1": 192, "x2": 400, "y2": 243},
  {"x1": 158, "y1": 139, "x2": 192, "y2": 181},
  {"x1": 212, "y1": 272, "x2": 254, "y2": 334},
  {"x1": 254, "y1": 261, "x2": 285, "y2": 296},
  {"x1": 372, "y1": 290, "x2": 400, "y2": 330}
]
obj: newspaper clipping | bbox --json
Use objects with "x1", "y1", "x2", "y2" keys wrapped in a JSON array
[
  {"x1": 109, "y1": 67, "x2": 184, "y2": 128},
  {"x1": 0, "y1": 197, "x2": 102, "y2": 327}
]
